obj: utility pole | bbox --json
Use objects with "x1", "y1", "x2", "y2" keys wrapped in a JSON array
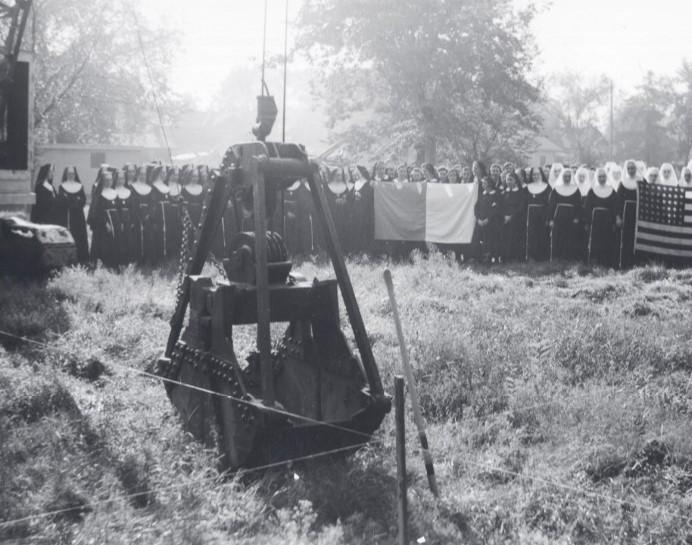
[
  {"x1": 282, "y1": 0, "x2": 288, "y2": 142},
  {"x1": 609, "y1": 79, "x2": 614, "y2": 160}
]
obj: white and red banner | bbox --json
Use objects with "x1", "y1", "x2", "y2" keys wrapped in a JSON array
[{"x1": 373, "y1": 182, "x2": 478, "y2": 244}]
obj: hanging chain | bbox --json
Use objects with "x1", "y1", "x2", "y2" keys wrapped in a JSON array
[
  {"x1": 173, "y1": 207, "x2": 194, "y2": 314},
  {"x1": 209, "y1": 251, "x2": 228, "y2": 281}
]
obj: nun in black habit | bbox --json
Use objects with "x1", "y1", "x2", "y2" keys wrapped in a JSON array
[
  {"x1": 615, "y1": 159, "x2": 640, "y2": 269},
  {"x1": 584, "y1": 167, "x2": 617, "y2": 268},
  {"x1": 324, "y1": 167, "x2": 353, "y2": 254},
  {"x1": 113, "y1": 169, "x2": 136, "y2": 266},
  {"x1": 547, "y1": 167, "x2": 583, "y2": 262},
  {"x1": 462, "y1": 161, "x2": 488, "y2": 262},
  {"x1": 283, "y1": 179, "x2": 315, "y2": 257},
  {"x1": 474, "y1": 174, "x2": 503, "y2": 264},
  {"x1": 165, "y1": 166, "x2": 183, "y2": 259},
  {"x1": 501, "y1": 171, "x2": 527, "y2": 262},
  {"x1": 181, "y1": 164, "x2": 206, "y2": 230},
  {"x1": 31, "y1": 163, "x2": 58, "y2": 225},
  {"x1": 88, "y1": 168, "x2": 119, "y2": 268},
  {"x1": 149, "y1": 165, "x2": 171, "y2": 263},
  {"x1": 130, "y1": 164, "x2": 155, "y2": 265},
  {"x1": 55, "y1": 166, "x2": 89, "y2": 263},
  {"x1": 351, "y1": 165, "x2": 375, "y2": 256},
  {"x1": 525, "y1": 166, "x2": 551, "y2": 261}
]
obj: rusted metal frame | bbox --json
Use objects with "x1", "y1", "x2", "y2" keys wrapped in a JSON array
[
  {"x1": 306, "y1": 165, "x2": 384, "y2": 397},
  {"x1": 251, "y1": 156, "x2": 274, "y2": 406},
  {"x1": 165, "y1": 172, "x2": 235, "y2": 358}
]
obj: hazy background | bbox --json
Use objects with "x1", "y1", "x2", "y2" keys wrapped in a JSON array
[
  {"x1": 30, "y1": 0, "x2": 692, "y2": 165},
  {"x1": 133, "y1": 0, "x2": 692, "y2": 157},
  {"x1": 141, "y1": 0, "x2": 691, "y2": 108}
]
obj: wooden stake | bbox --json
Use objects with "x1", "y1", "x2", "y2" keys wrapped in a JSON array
[
  {"x1": 395, "y1": 376, "x2": 408, "y2": 545},
  {"x1": 384, "y1": 269, "x2": 439, "y2": 497}
]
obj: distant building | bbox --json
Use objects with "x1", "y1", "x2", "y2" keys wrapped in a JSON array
[
  {"x1": 527, "y1": 136, "x2": 569, "y2": 167},
  {"x1": 35, "y1": 144, "x2": 170, "y2": 197}
]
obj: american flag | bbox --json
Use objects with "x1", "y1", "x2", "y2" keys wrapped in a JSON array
[{"x1": 635, "y1": 181, "x2": 692, "y2": 258}]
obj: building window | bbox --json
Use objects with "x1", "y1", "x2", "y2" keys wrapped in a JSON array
[
  {"x1": 540, "y1": 155, "x2": 547, "y2": 165},
  {"x1": 90, "y1": 152, "x2": 106, "y2": 168}
]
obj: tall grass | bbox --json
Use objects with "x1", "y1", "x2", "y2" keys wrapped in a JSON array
[{"x1": 1, "y1": 256, "x2": 692, "y2": 543}]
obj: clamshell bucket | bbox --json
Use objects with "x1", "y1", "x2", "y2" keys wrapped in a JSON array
[{"x1": 158, "y1": 142, "x2": 389, "y2": 470}]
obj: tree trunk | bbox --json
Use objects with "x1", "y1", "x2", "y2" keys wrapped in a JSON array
[
  {"x1": 424, "y1": 133, "x2": 436, "y2": 164},
  {"x1": 420, "y1": 101, "x2": 436, "y2": 164}
]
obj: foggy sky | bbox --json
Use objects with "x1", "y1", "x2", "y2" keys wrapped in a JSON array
[{"x1": 141, "y1": 0, "x2": 692, "y2": 108}]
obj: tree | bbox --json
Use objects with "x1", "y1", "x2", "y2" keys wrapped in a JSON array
[
  {"x1": 546, "y1": 72, "x2": 610, "y2": 165},
  {"x1": 671, "y1": 60, "x2": 692, "y2": 163},
  {"x1": 32, "y1": 0, "x2": 184, "y2": 144},
  {"x1": 295, "y1": 0, "x2": 540, "y2": 164},
  {"x1": 614, "y1": 71, "x2": 674, "y2": 165}
]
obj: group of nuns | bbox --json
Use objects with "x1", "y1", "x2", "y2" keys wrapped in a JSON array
[
  {"x1": 30, "y1": 162, "x2": 210, "y2": 268},
  {"x1": 471, "y1": 159, "x2": 691, "y2": 267},
  {"x1": 468, "y1": 160, "x2": 635, "y2": 267},
  {"x1": 313, "y1": 159, "x2": 692, "y2": 268},
  {"x1": 30, "y1": 157, "x2": 692, "y2": 270}
]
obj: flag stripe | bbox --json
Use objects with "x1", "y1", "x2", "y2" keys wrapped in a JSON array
[
  {"x1": 373, "y1": 181, "x2": 427, "y2": 241},
  {"x1": 635, "y1": 243, "x2": 692, "y2": 258},
  {"x1": 636, "y1": 232, "x2": 692, "y2": 248},
  {"x1": 425, "y1": 183, "x2": 477, "y2": 244},
  {"x1": 637, "y1": 220, "x2": 692, "y2": 235}
]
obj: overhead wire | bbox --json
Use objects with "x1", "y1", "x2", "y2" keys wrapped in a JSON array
[
  {"x1": 455, "y1": 456, "x2": 692, "y2": 526},
  {"x1": 0, "y1": 329, "x2": 383, "y2": 443},
  {"x1": 260, "y1": 0, "x2": 268, "y2": 96},
  {"x1": 0, "y1": 328, "x2": 683, "y2": 452},
  {"x1": 129, "y1": 3, "x2": 174, "y2": 164},
  {"x1": 3, "y1": 331, "x2": 692, "y2": 529},
  {"x1": 0, "y1": 441, "x2": 371, "y2": 529},
  {"x1": 1, "y1": 328, "x2": 640, "y2": 447}
]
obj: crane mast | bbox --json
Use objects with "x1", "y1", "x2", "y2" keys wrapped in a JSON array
[{"x1": 0, "y1": 0, "x2": 32, "y2": 142}]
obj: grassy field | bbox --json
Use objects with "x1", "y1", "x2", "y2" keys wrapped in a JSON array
[{"x1": 1, "y1": 254, "x2": 692, "y2": 544}]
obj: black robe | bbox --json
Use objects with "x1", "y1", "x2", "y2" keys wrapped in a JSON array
[
  {"x1": 166, "y1": 185, "x2": 184, "y2": 259},
  {"x1": 525, "y1": 183, "x2": 551, "y2": 261},
  {"x1": 31, "y1": 182, "x2": 58, "y2": 225},
  {"x1": 616, "y1": 183, "x2": 638, "y2": 269},
  {"x1": 114, "y1": 189, "x2": 136, "y2": 266},
  {"x1": 55, "y1": 184, "x2": 89, "y2": 263},
  {"x1": 182, "y1": 185, "x2": 207, "y2": 252},
  {"x1": 130, "y1": 185, "x2": 155, "y2": 266},
  {"x1": 182, "y1": 185, "x2": 206, "y2": 230},
  {"x1": 501, "y1": 187, "x2": 527, "y2": 262},
  {"x1": 474, "y1": 189, "x2": 503, "y2": 260},
  {"x1": 577, "y1": 190, "x2": 591, "y2": 262},
  {"x1": 325, "y1": 183, "x2": 353, "y2": 255},
  {"x1": 584, "y1": 187, "x2": 617, "y2": 268},
  {"x1": 351, "y1": 180, "x2": 375, "y2": 256},
  {"x1": 88, "y1": 191, "x2": 118, "y2": 268},
  {"x1": 150, "y1": 184, "x2": 171, "y2": 263},
  {"x1": 283, "y1": 183, "x2": 315, "y2": 257},
  {"x1": 547, "y1": 187, "x2": 583, "y2": 261}
]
